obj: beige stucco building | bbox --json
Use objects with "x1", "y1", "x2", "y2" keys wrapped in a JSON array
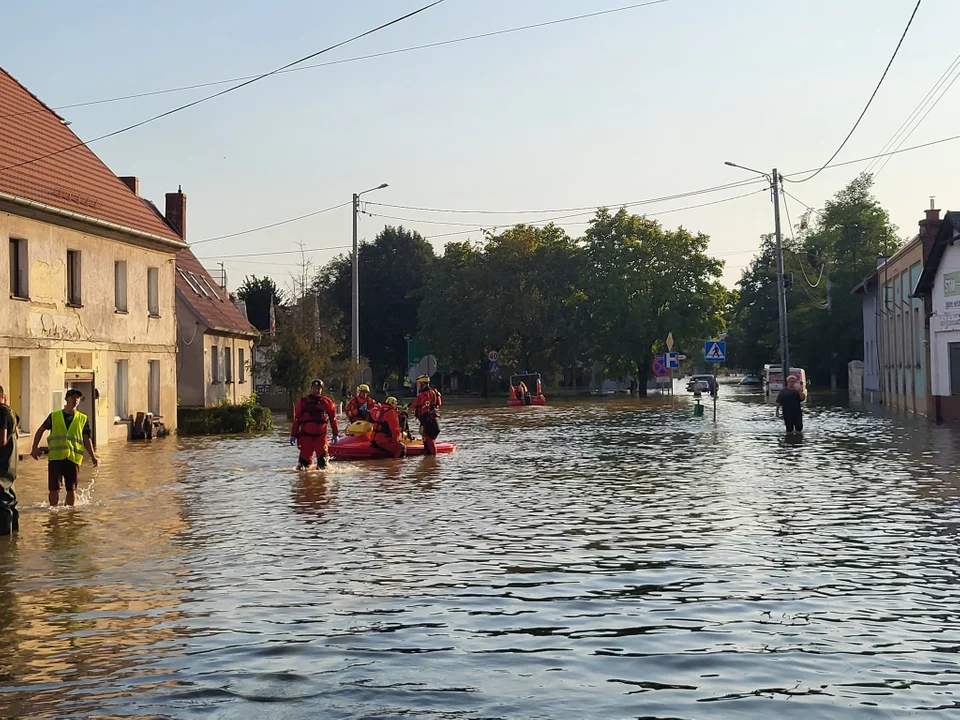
[{"x1": 0, "y1": 66, "x2": 186, "y2": 443}]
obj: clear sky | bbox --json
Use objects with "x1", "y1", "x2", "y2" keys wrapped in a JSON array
[{"x1": 4, "y1": 0, "x2": 958, "y2": 292}]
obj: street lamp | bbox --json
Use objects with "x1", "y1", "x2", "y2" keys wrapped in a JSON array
[
  {"x1": 352, "y1": 183, "x2": 389, "y2": 367},
  {"x1": 724, "y1": 161, "x2": 790, "y2": 379}
]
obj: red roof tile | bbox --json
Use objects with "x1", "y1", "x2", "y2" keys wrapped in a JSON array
[
  {"x1": 0, "y1": 66, "x2": 184, "y2": 245},
  {"x1": 177, "y1": 248, "x2": 258, "y2": 337}
]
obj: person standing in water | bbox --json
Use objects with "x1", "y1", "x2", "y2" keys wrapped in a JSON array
[
  {"x1": 371, "y1": 397, "x2": 406, "y2": 459},
  {"x1": 409, "y1": 374, "x2": 442, "y2": 455},
  {"x1": 30, "y1": 388, "x2": 99, "y2": 507},
  {"x1": 776, "y1": 375, "x2": 806, "y2": 434},
  {"x1": 0, "y1": 385, "x2": 19, "y2": 534},
  {"x1": 290, "y1": 379, "x2": 339, "y2": 470}
]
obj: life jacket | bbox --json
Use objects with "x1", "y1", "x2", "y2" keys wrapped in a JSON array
[
  {"x1": 415, "y1": 388, "x2": 441, "y2": 420},
  {"x1": 49, "y1": 410, "x2": 87, "y2": 465},
  {"x1": 371, "y1": 404, "x2": 396, "y2": 438},
  {"x1": 297, "y1": 395, "x2": 334, "y2": 436},
  {"x1": 347, "y1": 394, "x2": 375, "y2": 421}
]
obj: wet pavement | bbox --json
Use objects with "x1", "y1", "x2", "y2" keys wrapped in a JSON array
[{"x1": 2, "y1": 386, "x2": 960, "y2": 718}]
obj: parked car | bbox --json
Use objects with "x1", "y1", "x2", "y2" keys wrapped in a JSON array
[{"x1": 738, "y1": 375, "x2": 762, "y2": 386}]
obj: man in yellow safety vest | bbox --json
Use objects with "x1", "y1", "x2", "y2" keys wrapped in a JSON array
[{"x1": 30, "y1": 388, "x2": 99, "y2": 506}]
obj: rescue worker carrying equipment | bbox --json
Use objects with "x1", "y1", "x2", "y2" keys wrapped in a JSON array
[
  {"x1": 290, "y1": 379, "x2": 340, "y2": 469},
  {"x1": 371, "y1": 396, "x2": 405, "y2": 459},
  {"x1": 409, "y1": 375, "x2": 442, "y2": 455}
]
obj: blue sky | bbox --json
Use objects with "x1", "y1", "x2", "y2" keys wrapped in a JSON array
[{"x1": 4, "y1": 0, "x2": 958, "y2": 290}]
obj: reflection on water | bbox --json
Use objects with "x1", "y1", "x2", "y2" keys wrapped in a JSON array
[{"x1": 2, "y1": 388, "x2": 960, "y2": 718}]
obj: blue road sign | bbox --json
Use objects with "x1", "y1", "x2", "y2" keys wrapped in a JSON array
[
  {"x1": 666, "y1": 351, "x2": 680, "y2": 369},
  {"x1": 704, "y1": 340, "x2": 726, "y2": 363},
  {"x1": 489, "y1": 361, "x2": 500, "y2": 374}
]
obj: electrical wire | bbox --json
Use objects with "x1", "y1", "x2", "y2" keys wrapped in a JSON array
[
  {"x1": 781, "y1": 190, "x2": 825, "y2": 290},
  {"x1": 0, "y1": 0, "x2": 448, "y2": 173},
  {"x1": 366, "y1": 178, "x2": 763, "y2": 216},
  {"x1": 786, "y1": 0, "x2": 923, "y2": 184},
  {"x1": 782, "y1": 132, "x2": 960, "y2": 178},
  {"x1": 191, "y1": 201, "x2": 351, "y2": 245},
  {"x1": 865, "y1": 50, "x2": 960, "y2": 175},
  {"x1": 197, "y1": 244, "x2": 352, "y2": 260},
  {"x1": 874, "y1": 58, "x2": 960, "y2": 177},
  {"x1": 0, "y1": 0, "x2": 677, "y2": 121}
]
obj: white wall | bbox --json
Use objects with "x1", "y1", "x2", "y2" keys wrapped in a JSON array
[{"x1": 930, "y1": 242, "x2": 960, "y2": 396}]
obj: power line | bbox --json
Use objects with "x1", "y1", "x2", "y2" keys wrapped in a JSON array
[
  {"x1": 786, "y1": 0, "x2": 923, "y2": 184},
  {"x1": 366, "y1": 178, "x2": 762, "y2": 216},
  {"x1": 0, "y1": 1, "x2": 678, "y2": 121},
  {"x1": 0, "y1": 0, "x2": 447, "y2": 173},
  {"x1": 782, "y1": 131, "x2": 960, "y2": 178},
  {"x1": 781, "y1": 189, "x2": 814, "y2": 213},
  {"x1": 191, "y1": 201, "x2": 350, "y2": 245},
  {"x1": 865, "y1": 50, "x2": 960, "y2": 175},
  {"x1": 874, "y1": 57, "x2": 960, "y2": 177},
  {"x1": 197, "y1": 244, "x2": 352, "y2": 260},
  {"x1": 781, "y1": 191, "x2": 825, "y2": 289}
]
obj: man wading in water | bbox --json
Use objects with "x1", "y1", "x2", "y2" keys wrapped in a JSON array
[
  {"x1": 31, "y1": 388, "x2": 99, "y2": 506},
  {"x1": 776, "y1": 375, "x2": 806, "y2": 434},
  {"x1": 0, "y1": 384, "x2": 19, "y2": 535}
]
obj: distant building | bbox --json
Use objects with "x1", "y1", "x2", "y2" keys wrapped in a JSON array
[
  {"x1": 852, "y1": 203, "x2": 940, "y2": 416},
  {"x1": 173, "y1": 216, "x2": 259, "y2": 406},
  {"x1": 0, "y1": 66, "x2": 186, "y2": 443},
  {"x1": 912, "y1": 211, "x2": 960, "y2": 422}
]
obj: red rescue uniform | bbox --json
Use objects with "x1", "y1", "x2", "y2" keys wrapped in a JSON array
[
  {"x1": 371, "y1": 404, "x2": 404, "y2": 459},
  {"x1": 410, "y1": 387, "x2": 442, "y2": 455},
  {"x1": 345, "y1": 394, "x2": 379, "y2": 423},
  {"x1": 291, "y1": 394, "x2": 339, "y2": 467}
]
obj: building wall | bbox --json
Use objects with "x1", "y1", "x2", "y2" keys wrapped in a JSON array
[
  {"x1": 930, "y1": 243, "x2": 960, "y2": 416},
  {"x1": 0, "y1": 209, "x2": 179, "y2": 441},
  {"x1": 876, "y1": 240, "x2": 927, "y2": 416},
  {"x1": 176, "y1": 297, "x2": 254, "y2": 408},
  {"x1": 861, "y1": 290, "x2": 881, "y2": 399}
]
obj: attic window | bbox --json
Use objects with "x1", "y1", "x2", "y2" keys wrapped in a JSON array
[
  {"x1": 178, "y1": 269, "x2": 202, "y2": 296},
  {"x1": 200, "y1": 276, "x2": 222, "y2": 301},
  {"x1": 189, "y1": 272, "x2": 212, "y2": 298}
]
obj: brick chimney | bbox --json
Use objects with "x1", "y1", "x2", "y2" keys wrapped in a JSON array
[
  {"x1": 919, "y1": 196, "x2": 941, "y2": 262},
  {"x1": 165, "y1": 186, "x2": 186, "y2": 241},
  {"x1": 119, "y1": 176, "x2": 139, "y2": 196}
]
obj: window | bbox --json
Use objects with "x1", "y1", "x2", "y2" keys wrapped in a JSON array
[
  {"x1": 114, "y1": 260, "x2": 128, "y2": 312},
  {"x1": 211, "y1": 345, "x2": 221, "y2": 383},
  {"x1": 148, "y1": 360, "x2": 160, "y2": 415},
  {"x1": 147, "y1": 267, "x2": 159, "y2": 317},
  {"x1": 238, "y1": 348, "x2": 246, "y2": 383},
  {"x1": 9, "y1": 238, "x2": 28, "y2": 299},
  {"x1": 67, "y1": 250, "x2": 81, "y2": 305},
  {"x1": 115, "y1": 360, "x2": 129, "y2": 419},
  {"x1": 225, "y1": 348, "x2": 233, "y2": 384}
]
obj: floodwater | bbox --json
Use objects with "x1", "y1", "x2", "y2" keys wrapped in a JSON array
[{"x1": 2, "y1": 387, "x2": 960, "y2": 719}]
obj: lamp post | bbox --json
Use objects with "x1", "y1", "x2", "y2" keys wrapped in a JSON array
[
  {"x1": 724, "y1": 162, "x2": 789, "y2": 380},
  {"x1": 352, "y1": 183, "x2": 389, "y2": 367}
]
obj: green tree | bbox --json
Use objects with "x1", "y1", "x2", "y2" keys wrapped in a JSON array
[
  {"x1": 581, "y1": 208, "x2": 725, "y2": 395},
  {"x1": 237, "y1": 276, "x2": 284, "y2": 333},
  {"x1": 316, "y1": 226, "x2": 435, "y2": 384}
]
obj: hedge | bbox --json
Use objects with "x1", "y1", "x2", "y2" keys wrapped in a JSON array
[{"x1": 178, "y1": 396, "x2": 273, "y2": 435}]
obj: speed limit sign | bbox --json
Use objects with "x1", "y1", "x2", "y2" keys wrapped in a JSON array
[{"x1": 487, "y1": 350, "x2": 500, "y2": 362}]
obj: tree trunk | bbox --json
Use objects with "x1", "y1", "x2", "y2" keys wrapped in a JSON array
[{"x1": 636, "y1": 360, "x2": 649, "y2": 398}]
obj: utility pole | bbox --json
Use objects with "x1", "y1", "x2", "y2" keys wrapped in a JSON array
[
  {"x1": 826, "y1": 258, "x2": 836, "y2": 390},
  {"x1": 771, "y1": 168, "x2": 790, "y2": 379},
  {"x1": 351, "y1": 192, "x2": 360, "y2": 365}
]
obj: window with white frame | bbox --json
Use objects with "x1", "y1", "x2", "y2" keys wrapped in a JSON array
[
  {"x1": 115, "y1": 360, "x2": 129, "y2": 419},
  {"x1": 148, "y1": 360, "x2": 160, "y2": 415}
]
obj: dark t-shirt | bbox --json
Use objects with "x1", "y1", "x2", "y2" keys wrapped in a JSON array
[
  {"x1": 777, "y1": 388, "x2": 803, "y2": 416},
  {"x1": 42, "y1": 411, "x2": 92, "y2": 439},
  {"x1": 0, "y1": 404, "x2": 18, "y2": 482}
]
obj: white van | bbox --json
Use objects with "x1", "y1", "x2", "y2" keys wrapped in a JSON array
[{"x1": 764, "y1": 364, "x2": 807, "y2": 397}]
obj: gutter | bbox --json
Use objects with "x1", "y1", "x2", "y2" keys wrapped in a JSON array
[{"x1": 0, "y1": 189, "x2": 188, "y2": 250}]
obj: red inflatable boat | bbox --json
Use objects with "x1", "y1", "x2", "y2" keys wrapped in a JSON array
[
  {"x1": 508, "y1": 372, "x2": 547, "y2": 407},
  {"x1": 329, "y1": 434, "x2": 459, "y2": 461}
]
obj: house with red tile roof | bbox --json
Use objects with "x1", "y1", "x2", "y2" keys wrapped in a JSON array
[
  {"x1": 0, "y1": 66, "x2": 187, "y2": 443},
  {"x1": 168, "y1": 191, "x2": 259, "y2": 407}
]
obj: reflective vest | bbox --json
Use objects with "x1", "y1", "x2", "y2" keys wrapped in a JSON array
[{"x1": 49, "y1": 410, "x2": 87, "y2": 465}]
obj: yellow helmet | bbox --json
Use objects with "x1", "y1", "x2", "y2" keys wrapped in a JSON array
[
  {"x1": 358, "y1": 384, "x2": 370, "y2": 393},
  {"x1": 417, "y1": 375, "x2": 430, "y2": 384},
  {"x1": 385, "y1": 396, "x2": 398, "y2": 407}
]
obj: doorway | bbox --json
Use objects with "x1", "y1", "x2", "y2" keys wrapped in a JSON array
[
  {"x1": 8, "y1": 357, "x2": 29, "y2": 432},
  {"x1": 65, "y1": 373, "x2": 96, "y2": 445}
]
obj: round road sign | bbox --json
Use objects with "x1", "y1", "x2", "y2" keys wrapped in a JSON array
[
  {"x1": 487, "y1": 350, "x2": 500, "y2": 363},
  {"x1": 652, "y1": 354, "x2": 669, "y2": 377}
]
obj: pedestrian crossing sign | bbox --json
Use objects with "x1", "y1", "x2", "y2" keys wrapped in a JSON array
[{"x1": 704, "y1": 340, "x2": 726, "y2": 363}]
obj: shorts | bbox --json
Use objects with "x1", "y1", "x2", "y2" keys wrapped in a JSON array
[
  {"x1": 784, "y1": 413, "x2": 803, "y2": 433},
  {"x1": 420, "y1": 416, "x2": 440, "y2": 440},
  {"x1": 48, "y1": 459, "x2": 80, "y2": 492}
]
